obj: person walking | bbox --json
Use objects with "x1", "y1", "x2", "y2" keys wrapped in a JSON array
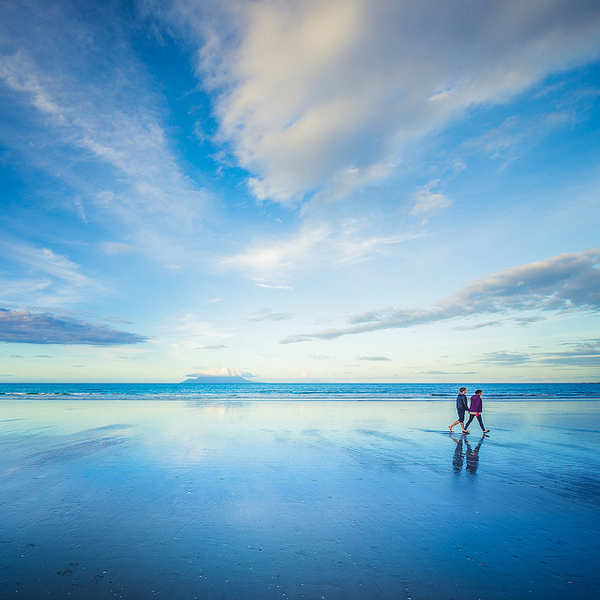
[
  {"x1": 464, "y1": 389, "x2": 490, "y2": 434},
  {"x1": 449, "y1": 387, "x2": 469, "y2": 433}
]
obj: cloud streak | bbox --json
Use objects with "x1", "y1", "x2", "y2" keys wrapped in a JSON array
[
  {"x1": 281, "y1": 250, "x2": 600, "y2": 343},
  {"x1": 474, "y1": 339, "x2": 600, "y2": 368},
  {"x1": 538, "y1": 339, "x2": 600, "y2": 367},
  {"x1": 0, "y1": 309, "x2": 148, "y2": 345},
  {"x1": 248, "y1": 309, "x2": 294, "y2": 322},
  {"x1": 477, "y1": 351, "x2": 533, "y2": 366}
]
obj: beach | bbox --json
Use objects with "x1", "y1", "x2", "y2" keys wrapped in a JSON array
[{"x1": 1, "y1": 399, "x2": 599, "y2": 599}]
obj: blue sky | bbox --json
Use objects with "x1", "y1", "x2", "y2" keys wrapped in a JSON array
[{"x1": 1, "y1": 0, "x2": 600, "y2": 383}]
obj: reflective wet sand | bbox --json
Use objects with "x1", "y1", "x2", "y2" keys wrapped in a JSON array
[{"x1": 1, "y1": 400, "x2": 599, "y2": 599}]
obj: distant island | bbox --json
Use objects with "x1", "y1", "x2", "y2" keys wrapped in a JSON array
[{"x1": 182, "y1": 376, "x2": 253, "y2": 384}]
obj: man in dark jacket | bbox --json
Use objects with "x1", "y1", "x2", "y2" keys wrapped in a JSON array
[{"x1": 449, "y1": 387, "x2": 469, "y2": 433}]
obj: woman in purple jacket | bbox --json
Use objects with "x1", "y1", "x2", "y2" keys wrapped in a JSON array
[{"x1": 464, "y1": 390, "x2": 490, "y2": 434}]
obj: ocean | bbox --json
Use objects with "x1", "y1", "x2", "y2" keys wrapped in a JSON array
[{"x1": 1, "y1": 381, "x2": 599, "y2": 401}]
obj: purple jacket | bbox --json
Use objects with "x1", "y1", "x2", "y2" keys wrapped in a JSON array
[{"x1": 470, "y1": 394, "x2": 482, "y2": 413}]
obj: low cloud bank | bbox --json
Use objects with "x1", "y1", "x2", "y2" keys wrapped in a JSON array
[{"x1": 0, "y1": 309, "x2": 148, "y2": 345}]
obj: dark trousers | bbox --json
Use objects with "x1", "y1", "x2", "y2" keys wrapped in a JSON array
[{"x1": 465, "y1": 413, "x2": 486, "y2": 431}]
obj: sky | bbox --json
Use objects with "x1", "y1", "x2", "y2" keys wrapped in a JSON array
[{"x1": 1, "y1": 0, "x2": 600, "y2": 383}]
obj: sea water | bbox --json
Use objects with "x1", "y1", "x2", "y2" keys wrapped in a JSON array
[{"x1": 1, "y1": 381, "x2": 599, "y2": 401}]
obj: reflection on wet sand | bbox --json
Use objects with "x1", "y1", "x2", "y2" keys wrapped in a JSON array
[
  {"x1": 0, "y1": 400, "x2": 598, "y2": 600},
  {"x1": 452, "y1": 437, "x2": 464, "y2": 473},
  {"x1": 451, "y1": 435, "x2": 486, "y2": 475}
]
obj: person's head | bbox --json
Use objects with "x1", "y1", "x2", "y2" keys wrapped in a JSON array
[
  {"x1": 475, "y1": 389, "x2": 482, "y2": 395},
  {"x1": 459, "y1": 387, "x2": 466, "y2": 393}
]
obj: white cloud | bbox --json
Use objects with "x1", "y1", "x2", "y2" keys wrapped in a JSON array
[
  {"x1": 161, "y1": 0, "x2": 600, "y2": 203},
  {"x1": 281, "y1": 249, "x2": 600, "y2": 342}
]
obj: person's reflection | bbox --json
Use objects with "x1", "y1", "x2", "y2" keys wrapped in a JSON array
[
  {"x1": 465, "y1": 437, "x2": 485, "y2": 475},
  {"x1": 451, "y1": 435, "x2": 486, "y2": 475},
  {"x1": 452, "y1": 437, "x2": 464, "y2": 473}
]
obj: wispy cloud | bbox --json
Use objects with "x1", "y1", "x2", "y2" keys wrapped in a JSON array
[
  {"x1": 0, "y1": 3, "x2": 212, "y2": 261},
  {"x1": 466, "y1": 112, "x2": 571, "y2": 155},
  {"x1": 160, "y1": 0, "x2": 600, "y2": 203},
  {"x1": 0, "y1": 240, "x2": 103, "y2": 308},
  {"x1": 281, "y1": 249, "x2": 600, "y2": 343},
  {"x1": 0, "y1": 309, "x2": 147, "y2": 345},
  {"x1": 454, "y1": 316, "x2": 546, "y2": 330},
  {"x1": 410, "y1": 181, "x2": 452, "y2": 220},
  {"x1": 220, "y1": 221, "x2": 418, "y2": 277},
  {"x1": 221, "y1": 225, "x2": 331, "y2": 274},
  {"x1": 357, "y1": 356, "x2": 390, "y2": 362}
]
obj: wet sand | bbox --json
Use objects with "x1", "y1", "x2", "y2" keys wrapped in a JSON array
[{"x1": 1, "y1": 400, "x2": 599, "y2": 599}]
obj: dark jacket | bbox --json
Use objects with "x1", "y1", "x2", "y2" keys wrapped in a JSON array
[
  {"x1": 456, "y1": 393, "x2": 469, "y2": 411},
  {"x1": 470, "y1": 394, "x2": 483, "y2": 413}
]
